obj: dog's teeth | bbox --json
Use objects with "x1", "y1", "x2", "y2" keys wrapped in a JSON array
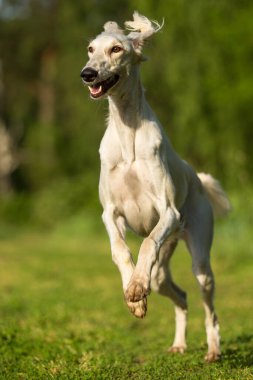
[{"x1": 89, "y1": 85, "x2": 102, "y2": 95}]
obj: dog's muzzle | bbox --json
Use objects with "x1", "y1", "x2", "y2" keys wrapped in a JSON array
[{"x1": 81, "y1": 67, "x2": 119, "y2": 99}]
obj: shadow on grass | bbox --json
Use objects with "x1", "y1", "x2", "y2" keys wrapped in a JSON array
[{"x1": 222, "y1": 334, "x2": 253, "y2": 369}]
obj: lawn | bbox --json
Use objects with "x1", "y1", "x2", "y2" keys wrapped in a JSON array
[{"x1": 0, "y1": 203, "x2": 252, "y2": 379}]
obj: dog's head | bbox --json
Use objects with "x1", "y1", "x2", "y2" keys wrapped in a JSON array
[{"x1": 81, "y1": 12, "x2": 163, "y2": 99}]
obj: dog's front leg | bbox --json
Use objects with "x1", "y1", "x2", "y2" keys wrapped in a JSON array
[
  {"x1": 102, "y1": 206, "x2": 147, "y2": 318},
  {"x1": 125, "y1": 207, "x2": 180, "y2": 303},
  {"x1": 102, "y1": 207, "x2": 134, "y2": 289}
]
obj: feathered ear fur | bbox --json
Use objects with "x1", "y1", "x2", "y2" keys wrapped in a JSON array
[
  {"x1": 125, "y1": 11, "x2": 163, "y2": 39},
  {"x1": 103, "y1": 21, "x2": 124, "y2": 35},
  {"x1": 124, "y1": 11, "x2": 163, "y2": 57}
]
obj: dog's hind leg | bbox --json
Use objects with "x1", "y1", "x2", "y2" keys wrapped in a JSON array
[
  {"x1": 151, "y1": 239, "x2": 188, "y2": 353},
  {"x1": 184, "y1": 194, "x2": 221, "y2": 362}
]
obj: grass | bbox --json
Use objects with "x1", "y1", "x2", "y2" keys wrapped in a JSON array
[{"x1": 0, "y1": 200, "x2": 252, "y2": 379}]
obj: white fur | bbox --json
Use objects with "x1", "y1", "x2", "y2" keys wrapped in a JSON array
[
  {"x1": 81, "y1": 12, "x2": 231, "y2": 362},
  {"x1": 125, "y1": 11, "x2": 163, "y2": 38}
]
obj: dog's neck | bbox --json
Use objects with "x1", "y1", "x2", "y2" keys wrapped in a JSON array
[
  {"x1": 107, "y1": 65, "x2": 157, "y2": 163},
  {"x1": 108, "y1": 65, "x2": 148, "y2": 129}
]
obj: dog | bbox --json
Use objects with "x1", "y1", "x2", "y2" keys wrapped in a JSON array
[{"x1": 81, "y1": 12, "x2": 230, "y2": 362}]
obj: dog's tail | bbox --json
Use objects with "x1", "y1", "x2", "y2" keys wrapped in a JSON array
[{"x1": 197, "y1": 173, "x2": 231, "y2": 218}]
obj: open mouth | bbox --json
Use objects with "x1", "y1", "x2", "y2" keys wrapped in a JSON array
[{"x1": 88, "y1": 75, "x2": 119, "y2": 98}]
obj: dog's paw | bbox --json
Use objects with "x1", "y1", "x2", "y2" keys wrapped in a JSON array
[
  {"x1": 204, "y1": 351, "x2": 221, "y2": 363},
  {"x1": 125, "y1": 279, "x2": 150, "y2": 302},
  {"x1": 127, "y1": 298, "x2": 147, "y2": 318},
  {"x1": 168, "y1": 345, "x2": 186, "y2": 354}
]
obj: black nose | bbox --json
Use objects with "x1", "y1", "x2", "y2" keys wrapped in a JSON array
[{"x1": 80, "y1": 67, "x2": 98, "y2": 82}]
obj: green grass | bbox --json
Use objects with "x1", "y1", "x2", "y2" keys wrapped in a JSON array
[{"x1": 0, "y1": 204, "x2": 252, "y2": 379}]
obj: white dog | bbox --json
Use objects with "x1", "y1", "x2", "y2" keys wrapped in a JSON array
[{"x1": 81, "y1": 12, "x2": 230, "y2": 362}]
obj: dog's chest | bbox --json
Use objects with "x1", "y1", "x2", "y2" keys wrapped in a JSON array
[
  {"x1": 99, "y1": 123, "x2": 165, "y2": 235},
  {"x1": 102, "y1": 159, "x2": 161, "y2": 235}
]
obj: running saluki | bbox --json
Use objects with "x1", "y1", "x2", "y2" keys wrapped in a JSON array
[{"x1": 80, "y1": 12, "x2": 230, "y2": 362}]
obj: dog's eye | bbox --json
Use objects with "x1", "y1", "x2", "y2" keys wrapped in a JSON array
[
  {"x1": 111, "y1": 46, "x2": 122, "y2": 54},
  {"x1": 88, "y1": 46, "x2": 94, "y2": 54}
]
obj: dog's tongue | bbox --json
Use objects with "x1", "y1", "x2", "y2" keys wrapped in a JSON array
[{"x1": 89, "y1": 85, "x2": 102, "y2": 96}]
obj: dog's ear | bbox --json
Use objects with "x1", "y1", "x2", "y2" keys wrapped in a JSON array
[
  {"x1": 103, "y1": 21, "x2": 124, "y2": 35},
  {"x1": 125, "y1": 11, "x2": 163, "y2": 58}
]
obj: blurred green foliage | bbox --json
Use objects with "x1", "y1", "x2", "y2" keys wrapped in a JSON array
[{"x1": 0, "y1": 0, "x2": 252, "y2": 226}]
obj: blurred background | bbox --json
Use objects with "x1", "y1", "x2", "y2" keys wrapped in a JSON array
[{"x1": 0, "y1": 0, "x2": 252, "y2": 229}]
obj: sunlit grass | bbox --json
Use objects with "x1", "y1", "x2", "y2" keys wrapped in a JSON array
[{"x1": 0, "y1": 201, "x2": 252, "y2": 379}]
